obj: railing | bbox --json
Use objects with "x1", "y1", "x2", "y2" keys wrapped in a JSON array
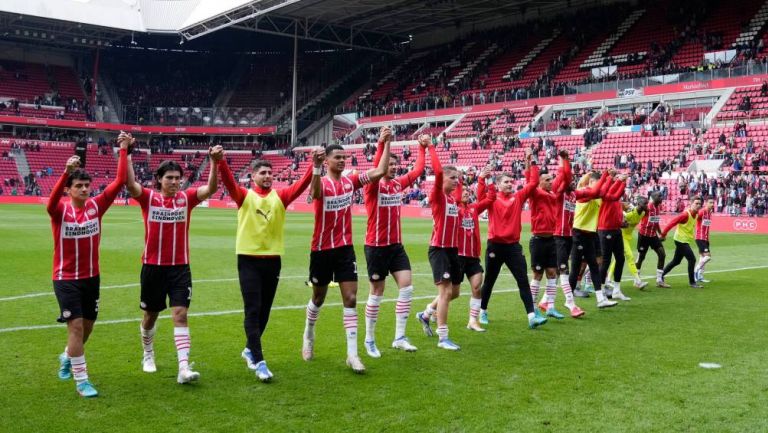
[
  {"x1": 119, "y1": 106, "x2": 279, "y2": 127},
  {"x1": 347, "y1": 64, "x2": 768, "y2": 118}
]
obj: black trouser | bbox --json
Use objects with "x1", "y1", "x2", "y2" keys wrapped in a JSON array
[
  {"x1": 569, "y1": 229, "x2": 602, "y2": 292},
  {"x1": 238, "y1": 255, "x2": 281, "y2": 363},
  {"x1": 480, "y1": 241, "x2": 534, "y2": 314},
  {"x1": 599, "y1": 229, "x2": 624, "y2": 284},
  {"x1": 662, "y1": 241, "x2": 696, "y2": 284}
]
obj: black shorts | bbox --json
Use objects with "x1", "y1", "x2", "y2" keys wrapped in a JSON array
[
  {"x1": 53, "y1": 276, "x2": 100, "y2": 323},
  {"x1": 309, "y1": 245, "x2": 358, "y2": 286},
  {"x1": 696, "y1": 240, "x2": 711, "y2": 254},
  {"x1": 460, "y1": 256, "x2": 483, "y2": 280},
  {"x1": 428, "y1": 246, "x2": 463, "y2": 285},
  {"x1": 529, "y1": 235, "x2": 557, "y2": 271},
  {"x1": 555, "y1": 236, "x2": 573, "y2": 273},
  {"x1": 637, "y1": 234, "x2": 663, "y2": 253},
  {"x1": 364, "y1": 244, "x2": 412, "y2": 282},
  {"x1": 140, "y1": 264, "x2": 192, "y2": 312}
]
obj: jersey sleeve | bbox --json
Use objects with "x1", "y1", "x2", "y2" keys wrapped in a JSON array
[
  {"x1": 604, "y1": 178, "x2": 626, "y2": 201},
  {"x1": 477, "y1": 177, "x2": 487, "y2": 201},
  {"x1": 475, "y1": 184, "x2": 496, "y2": 213},
  {"x1": 278, "y1": 163, "x2": 313, "y2": 206},
  {"x1": 351, "y1": 172, "x2": 372, "y2": 190},
  {"x1": 429, "y1": 146, "x2": 444, "y2": 201},
  {"x1": 217, "y1": 159, "x2": 247, "y2": 208},
  {"x1": 185, "y1": 187, "x2": 203, "y2": 209},
  {"x1": 396, "y1": 144, "x2": 426, "y2": 188},
  {"x1": 661, "y1": 212, "x2": 689, "y2": 238},
  {"x1": 94, "y1": 148, "x2": 128, "y2": 215},
  {"x1": 46, "y1": 171, "x2": 69, "y2": 217},
  {"x1": 552, "y1": 159, "x2": 572, "y2": 194},
  {"x1": 518, "y1": 164, "x2": 539, "y2": 200}
]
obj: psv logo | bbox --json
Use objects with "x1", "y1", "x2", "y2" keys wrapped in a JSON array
[
  {"x1": 87, "y1": 208, "x2": 97, "y2": 216},
  {"x1": 176, "y1": 198, "x2": 186, "y2": 205},
  {"x1": 733, "y1": 219, "x2": 757, "y2": 231}
]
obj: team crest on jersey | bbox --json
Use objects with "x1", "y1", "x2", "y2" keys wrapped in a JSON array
[
  {"x1": 176, "y1": 197, "x2": 186, "y2": 205},
  {"x1": 344, "y1": 183, "x2": 352, "y2": 191},
  {"x1": 87, "y1": 208, "x2": 97, "y2": 216}
]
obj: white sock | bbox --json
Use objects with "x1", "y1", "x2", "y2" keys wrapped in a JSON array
[
  {"x1": 70, "y1": 355, "x2": 88, "y2": 383},
  {"x1": 436, "y1": 325, "x2": 448, "y2": 340},
  {"x1": 364, "y1": 295, "x2": 382, "y2": 342},
  {"x1": 343, "y1": 307, "x2": 358, "y2": 358},
  {"x1": 560, "y1": 274, "x2": 575, "y2": 307},
  {"x1": 173, "y1": 327, "x2": 191, "y2": 370},
  {"x1": 141, "y1": 324, "x2": 156, "y2": 355},
  {"x1": 545, "y1": 278, "x2": 557, "y2": 308},
  {"x1": 656, "y1": 269, "x2": 664, "y2": 282},
  {"x1": 596, "y1": 290, "x2": 606, "y2": 303},
  {"x1": 424, "y1": 304, "x2": 436, "y2": 319},
  {"x1": 304, "y1": 300, "x2": 320, "y2": 340},
  {"x1": 614, "y1": 281, "x2": 622, "y2": 294},
  {"x1": 469, "y1": 297, "x2": 481, "y2": 320},
  {"x1": 527, "y1": 312, "x2": 535, "y2": 321},
  {"x1": 394, "y1": 286, "x2": 413, "y2": 339},
  {"x1": 585, "y1": 270, "x2": 592, "y2": 286},
  {"x1": 530, "y1": 279, "x2": 541, "y2": 304}
]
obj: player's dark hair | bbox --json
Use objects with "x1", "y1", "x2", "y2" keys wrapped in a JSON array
[
  {"x1": 66, "y1": 169, "x2": 91, "y2": 188},
  {"x1": 389, "y1": 153, "x2": 400, "y2": 163},
  {"x1": 252, "y1": 160, "x2": 272, "y2": 171},
  {"x1": 636, "y1": 196, "x2": 648, "y2": 207},
  {"x1": 589, "y1": 171, "x2": 601, "y2": 180},
  {"x1": 692, "y1": 195, "x2": 703, "y2": 204},
  {"x1": 155, "y1": 160, "x2": 183, "y2": 189},
  {"x1": 325, "y1": 144, "x2": 345, "y2": 155},
  {"x1": 650, "y1": 191, "x2": 661, "y2": 201}
]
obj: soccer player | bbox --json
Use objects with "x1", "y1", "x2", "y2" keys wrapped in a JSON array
[
  {"x1": 635, "y1": 192, "x2": 669, "y2": 287},
  {"x1": 217, "y1": 150, "x2": 314, "y2": 381},
  {"x1": 475, "y1": 149, "x2": 547, "y2": 329},
  {"x1": 49, "y1": 134, "x2": 129, "y2": 398},
  {"x1": 694, "y1": 198, "x2": 714, "y2": 283},
  {"x1": 569, "y1": 169, "x2": 616, "y2": 308},
  {"x1": 606, "y1": 198, "x2": 650, "y2": 292},
  {"x1": 660, "y1": 196, "x2": 703, "y2": 288},
  {"x1": 457, "y1": 173, "x2": 496, "y2": 331},
  {"x1": 528, "y1": 150, "x2": 573, "y2": 320},
  {"x1": 547, "y1": 155, "x2": 585, "y2": 318},
  {"x1": 414, "y1": 143, "x2": 465, "y2": 349},
  {"x1": 301, "y1": 129, "x2": 391, "y2": 373},
  {"x1": 125, "y1": 143, "x2": 223, "y2": 384},
  {"x1": 362, "y1": 132, "x2": 427, "y2": 357},
  {"x1": 597, "y1": 172, "x2": 629, "y2": 301}
]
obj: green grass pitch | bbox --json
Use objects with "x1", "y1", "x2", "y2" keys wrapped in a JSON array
[{"x1": 1, "y1": 204, "x2": 767, "y2": 433}]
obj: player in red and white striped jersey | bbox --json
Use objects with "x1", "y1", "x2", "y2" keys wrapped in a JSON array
[
  {"x1": 302, "y1": 129, "x2": 391, "y2": 373},
  {"x1": 48, "y1": 135, "x2": 129, "y2": 398},
  {"x1": 635, "y1": 192, "x2": 669, "y2": 287},
  {"x1": 362, "y1": 134, "x2": 427, "y2": 358},
  {"x1": 125, "y1": 142, "x2": 223, "y2": 384},
  {"x1": 694, "y1": 198, "x2": 715, "y2": 283},
  {"x1": 416, "y1": 144, "x2": 464, "y2": 350}
]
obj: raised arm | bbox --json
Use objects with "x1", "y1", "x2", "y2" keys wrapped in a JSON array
[
  {"x1": 121, "y1": 133, "x2": 143, "y2": 198},
  {"x1": 397, "y1": 138, "x2": 427, "y2": 187},
  {"x1": 604, "y1": 175, "x2": 627, "y2": 201},
  {"x1": 518, "y1": 149, "x2": 539, "y2": 200},
  {"x1": 217, "y1": 157, "x2": 247, "y2": 207},
  {"x1": 309, "y1": 148, "x2": 326, "y2": 200},
  {"x1": 429, "y1": 143, "x2": 444, "y2": 200},
  {"x1": 278, "y1": 161, "x2": 313, "y2": 206},
  {"x1": 196, "y1": 145, "x2": 223, "y2": 201},
  {"x1": 552, "y1": 150, "x2": 571, "y2": 194},
  {"x1": 661, "y1": 211, "x2": 689, "y2": 238},
  {"x1": 475, "y1": 183, "x2": 496, "y2": 213},
  {"x1": 574, "y1": 170, "x2": 610, "y2": 201},
  {"x1": 47, "y1": 155, "x2": 80, "y2": 215},
  {"x1": 365, "y1": 128, "x2": 392, "y2": 183},
  {"x1": 94, "y1": 144, "x2": 128, "y2": 213}
]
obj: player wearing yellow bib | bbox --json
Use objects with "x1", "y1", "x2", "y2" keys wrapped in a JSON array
[
  {"x1": 607, "y1": 197, "x2": 650, "y2": 293},
  {"x1": 218, "y1": 150, "x2": 315, "y2": 381},
  {"x1": 660, "y1": 196, "x2": 703, "y2": 288}
]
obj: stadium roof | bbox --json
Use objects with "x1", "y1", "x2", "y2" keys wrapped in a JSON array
[{"x1": 1, "y1": 0, "x2": 614, "y2": 53}]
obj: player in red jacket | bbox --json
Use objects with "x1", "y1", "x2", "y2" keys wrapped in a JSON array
[{"x1": 694, "y1": 197, "x2": 715, "y2": 283}]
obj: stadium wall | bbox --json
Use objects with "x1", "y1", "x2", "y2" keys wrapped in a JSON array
[{"x1": 2, "y1": 196, "x2": 765, "y2": 234}]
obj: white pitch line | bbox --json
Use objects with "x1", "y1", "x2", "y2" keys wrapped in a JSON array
[{"x1": 1, "y1": 264, "x2": 766, "y2": 334}]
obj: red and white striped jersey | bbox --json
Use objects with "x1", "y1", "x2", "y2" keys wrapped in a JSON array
[
  {"x1": 136, "y1": 188, "x2": 202, "y2": 265},
  {"x1": 696, "y1": 208, "x2": 712, "y2": 241},
  {"x1": 311, "y1": 173, "x2": 370, "y2": 251},
  {"x1": 555, "y1": 190, "x2": 576, "y2": 237},
  {"x1": 48, "y1": 148, "x2": 127, "y2": 280},
  {"x1": 638, "y1": 202, "x2": 662, "y2": 237},
  {"x1": 430, "y1": 190, "x2": 459, "y2": 248}
]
